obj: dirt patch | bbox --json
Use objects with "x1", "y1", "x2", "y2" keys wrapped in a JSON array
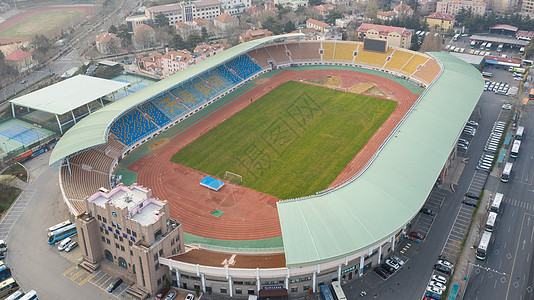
[
  {"x1": 351, "y1": 83, "x2": 387, "y2": 98},
  {"x1": 255, "y1": 78, "x2": 269, "y2": 84},
  {"x1": 305, "y1": 76, "x2": 340, "y2": 87},
  {"x1": 149, "y1": 138, "x2": 168, "y2": 149}
]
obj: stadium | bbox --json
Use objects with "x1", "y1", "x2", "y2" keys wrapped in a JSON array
[{"x1": 48, "y1": 33, "x2": 484, "y2": 297}]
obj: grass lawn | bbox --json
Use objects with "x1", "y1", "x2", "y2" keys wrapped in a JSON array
[
  {"x1": 0, "y1": 10, "x2": 83, "y2": 39},
  {"x1": 3, "y1": 163, "x2": 27, "y2": 182},
  {"x1": 171, "y1": 81, "x2": 397, "y2": 199}
]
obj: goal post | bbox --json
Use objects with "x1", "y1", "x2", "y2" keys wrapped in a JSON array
[{"x1": 224, "y1": 171, "x2": 243, "y2": 185}]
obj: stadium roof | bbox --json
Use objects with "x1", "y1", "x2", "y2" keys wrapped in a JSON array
[
  {"x1": 49, "y1": 33, "x2": 304, "y2": 165},
  {"x1": 277, "y1": 52, "x2": 484, "y2": 267},
  {"x1": 10, "y1": 75, "x2": 129, "y2": 115},
  {"x1": 448, "y1": 52, "x2": 484, "y2": 66},
  {"x1": 469, "y1": 34, "x2": 528, "y2": 46}
]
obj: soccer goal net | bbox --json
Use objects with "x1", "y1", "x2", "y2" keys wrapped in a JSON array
[{"x1": 224, "y1": 171, "x2": 243, "y2": 185}]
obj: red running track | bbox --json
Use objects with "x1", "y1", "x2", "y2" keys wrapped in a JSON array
[{"x1": 127, "y1": 69, "x2": 420, "y2": 241}]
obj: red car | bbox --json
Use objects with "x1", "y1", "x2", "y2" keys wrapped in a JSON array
[
  {"x1": 155, "y1": 288, "x2": 169, "y2": 300},
  {"x1": 409, "y1": 231, "x2": 424, "y2": 239}
]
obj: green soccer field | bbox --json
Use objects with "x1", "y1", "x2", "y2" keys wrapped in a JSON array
[
  {"x1": 0, "y1": 10, "x2": 83, "y2": 39},
  {"x1": 171, "y1": 81, "x2": 397, "y2": 199}
]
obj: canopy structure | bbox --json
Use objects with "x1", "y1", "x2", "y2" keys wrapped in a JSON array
[
  {"x1": 49, "y1": 33, "x2": 304, "y2": 165},
  {"x1": 277, "y1": 52, "x2": 484, "y2": 267},
  {"x1": 10, "y1": 75, "x2": 129, "y2": 134}
]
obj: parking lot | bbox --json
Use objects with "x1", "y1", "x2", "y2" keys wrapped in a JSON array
[
  {"x1": 0, "y1": 189, "x2": 36, "y2": 241},
  {"x1": 411, "y1": 188, "x2": 448, "y2": 240},
  {"x1": 63, "y1": 265, "x2": 129, "y2": 297}
]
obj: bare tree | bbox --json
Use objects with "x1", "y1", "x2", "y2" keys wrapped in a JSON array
[{"x1": 419, "y1": 29, "x2": 443, "y2": 52}]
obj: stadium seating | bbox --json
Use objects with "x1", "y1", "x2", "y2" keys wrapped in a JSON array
[
  {"x1": 203, "y1": 70, "x2": 234, "y2": 92},
  {"x1": 333, "y1": 42, "x2": 358, "y2": 62},
  {"x1": 285, "y1": 42, "x2": 321, "y2": 61},
  {"x1": 354, "y1": 48, "x2": 395, "y2": 67},
  {"x1": 216, "y1": 64, "x2": 242, "y2": 84},
  {"x1": 61, "y1": 164, "x2": 109, "y2": 201},
  {"x1": 412, "y1": 58, "x2": 441, "y2": 84},
  {"x1": 138, "y1": 101, "x2": 171, "y2": 127},
  {"x1": 110, "y1": 109, "x2": 157, "y2": 146},
  {"x1": 401, "y1": 54, "x2": 429, "y2": 74},
  {"x1": 384, "y1": 49, "x2": 415, "y2": 71},
  {"x1": 321, "y1": 42, "x2": 335, "y2": 61},
  {"x1": 264, "y1": 45, "x2": 291, "y2": 64},
  {"x1": 69, "y1": 149, "x2": 114, "y2": 173},
  {"x1": 247, "y1": 48, "x2": 272, "y2": 68},
  {"x1": 225, "y1": 55, "x2": 262, "y2": 80},
  {"x1": 151, "y1": 92, "x2": 190, "y2": 120}
]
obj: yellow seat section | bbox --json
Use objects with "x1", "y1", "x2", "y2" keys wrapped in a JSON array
[
  {"x1": 401, "y1": 54, "x2": 429, "y2": 74},
  {"x1": 354, "y1": 48, "x2": 394, "y2": 67},
  {"x1": 384, "y1": 49, "x2": 414, "y2": 71},
  {"x1": 413, "y1": 58, "x2": 441, "y2": 84},
  {"x1": 333, "y1": 43, "x2": 358, "y2": 62},
  {"x1": 322, "y1": 42, "x2": 335, "y2": 61}
]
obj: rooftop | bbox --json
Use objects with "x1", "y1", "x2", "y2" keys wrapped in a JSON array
[
  {"x1": 4, "y1": 49, "x2": 31, "y2": 61},
  {"x1": 490, "y1": 24, "x2": 518, "y2": 32},
  {"x1": 146, "y1": 3, "x2": 182, "y2": 13},
  {"x1": 358, "y1": 23, "x2": 411, "y2": 37},
  {"x1": 306, "y1": 18, "x2": 329, "y2": 29},
  {"x1": 10, "y1": 75, "x2": 128, "y2": 115},
  {"x1": 170, "y1": 249, "x2": 286, "y2": 268},
  {"x1": 427, "y1": 12, "x2": 455, "y2": 21}
]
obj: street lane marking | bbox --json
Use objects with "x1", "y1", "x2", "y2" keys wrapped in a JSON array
[{"x1": 62, "y1": 264, "x2": 77, "y2": 276}]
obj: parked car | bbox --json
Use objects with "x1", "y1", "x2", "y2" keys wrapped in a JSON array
[
  {"x1": 420, "y1": 208, "x2": 435, "y2": 216},
  {"x1": 429, "y1": 280, "x2": 446, "y2": 291},
  {"x1": 374, "y1": 267, "x2": 389, "y2": 279},
  {"x1": 432, "y1": 275, "x2": 447, "y2": 285},
  {"x1": 57, "y1": 237, "x2": 72, "y2": 251},
  {"x1": 434, "y1": 264, "x2": 451, "y2": 275},
  {"x1": 385, "y1": 259, "x2": 400, "y2": 270},
  {"x1": 462, "y1": 199, "x2": 477, "y2": 207},
  {"x1": 467, "y1": 120, "x2": 478, "y2": 127},
  {"x1": 465, "y1": 192, "x2": 480, "y2": 199},
  {"x1": 155, "y1": 288, "x2": 169, "y2": 300},
  {"x1": 457, "y1": 144, "x2": 468, "y2": 151},
  {"x1": 381, "y1": 263, "x2": 396, "y2": 274},
  {"x1": 425, "y1": 291, "x2": 442, "y2": 299},
  {"x1": 185, "y1": 293, "x2": 195, "y2": 300},
  {"x1": 438, "y1": 259, "x2": 454, "y2": 268},
  {"x1": 409, "y1": 231, "x2": 424, "y2": 239},
  {"x1": 390, "y1": 256, "x2": 404, "y2": 266},
  {"x1": 107, "y1": 277, "x2": 123, "y2": 293},
  {"x1": 458, "y1": 139, "x2": 469, "y2": 146},
  {"x1": 165, "y1": 291, "x2": 177, "y2": 300},
  {"x1": 64, "y1": 241, "x2": 78, "y2": 252},
  {"x1": 426, "y1": 285, "x2": 443, "y2": 295}
]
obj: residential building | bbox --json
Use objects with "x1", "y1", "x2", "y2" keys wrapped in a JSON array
[
  {"x1": 436, "y1": 0, "x2": 485, "y2": 16},
  {"x1": 4, "y1": 49, "x2": 35, "y2": 73},
  {"x1": 377, "y1": 11, "x2": 397, "y2": 21},
  {"x1": 522, "y1": 0, "x2": 534, "y2": 15},
  {"x1": 426, "y1": 12, "x2": 455, "y2": 31},
  {"x1": 220, "y1": 0, "x2": 251, "y2": 16},
  {"x1": 194, "y1": 43, "x2": 224, "y2": 60},
  {"x1": 418, "y1": 0, "x2": 437, "y2": 14},
  {"x1": 161, "y1": 49, "x2": 199, "y2": 77},
  {"x1": 306, "y1": 18, "x2": 330, "y2": 33},
  {"x1": 487, "y1": 0, "x2": 520, "y2": 13},
  {"x1": 136, "y1": 51, "x2": 163, "y2": 77},
  {"x1": 377, "y1": 1, "x2": 413, "y2": 20},
  {"x1": 314, "y1": 4, "x2": 336, "y2": 16},
  {"x1": 125, "y1": 15, "x2": 150, "y2": 32},
  {"x1": 239, "y1": 29, "x2": 274, "y2": 42},
  {"x1": 273, "y1": 0, "x2": 308, "y2": 11},
  {"x1": 517, "y1": 30, "x2": 534, "y2": 41},
  {"x1": 132, "y1": 24, "x2": 156, "y2": 50},
  {"x1": 323, "y1": 0, "x2": 349, "y2": 6},
  {"x1": 95, "y1": 32, "x2": 120, "y2": 55},
  {"x1": 75, "y1": 184, "x2": 184, "y2": 299},
  {"x1": 145, "y1": 0, "x2": 221, "y2": 26},
  {"x1": 357, "y1": 23, "x2": 412, "y2": 49},
  {"x1": 214, "y1": 12, "x2": 239, "y2": 31}
]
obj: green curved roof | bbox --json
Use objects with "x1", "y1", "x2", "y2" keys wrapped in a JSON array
[
  {"x1": 276, "y1": 52, "x2": 484, "y2": 267},
  {"x1": 49, "y1": 33, "x2": 304, "y2": 165}
]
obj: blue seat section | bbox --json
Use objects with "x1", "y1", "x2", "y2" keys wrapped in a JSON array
[
  {"x1": 150, "y1": 93, "x2": 190, "y2": 120},
  {"x1": 110, "y1": 109, "x2": 157, "y2": 146},
  {"x1": 225, "y1": 55, "x2": 261, "y2": 80},
  {"x1": 204, "y1": 70, "x2": 234, "y2": 92},
  {"x1": 138, "y1": 101, "x2": 171, "y2": 127},
  {"x1": 215, "y1": 64, "x2": 241, "y2": 84}
]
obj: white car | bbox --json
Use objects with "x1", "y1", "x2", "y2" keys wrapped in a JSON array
[
  {"x1": 390, "y1": 256, "x2": 405, "y2": 266},
  {"x1": 438, "y1": 259, "x2": 454, "y2": 269},
  {"x1": 185, "y1": 294, "x2": 195, "y2": 300},
  {"x1": 426, "y1": 285, "x2": 443, "y2": 295},
  {"x1": 429, "y1": 280, "x2": 446, "y2": 291},
  {"x1": 385, "y1": 259, "x2": 400, "y2": 270},
  {"x1": 65, "y1": 241, "x2": 78, "y2": 252},
  {"x1": 502, "y1": 103, "x2": 513, "y2": 110},
  {"x1": 58, "y1": 237, "x2": 72, "y2": 251},
  {"x1": 432, "y1": 274, "x2": 447, "y2": 285}
]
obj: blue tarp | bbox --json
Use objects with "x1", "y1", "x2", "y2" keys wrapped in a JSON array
[{"x1": 200, "y1": 176, "x2": 225, "y2": 191}]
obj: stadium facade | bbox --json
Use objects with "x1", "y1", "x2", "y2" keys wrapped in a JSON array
[{"x1": 50, "y1": 34, "x2": 484, "y2": 298}]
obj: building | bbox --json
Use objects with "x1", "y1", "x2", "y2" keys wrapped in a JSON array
[
  {"x1": 487, "y1": 0, "x2": 520, "y2": 13},
  {"x1": 517, "y1": 30, "x2": 534, "y2": 41},
  {"x1": 377, "y1": 11, "x2": 397, "y2": 21},
  {"x1": 95, "y1": 32, "x2": 120, "y2": 55},
  {"x1": 220, "y1": 0, "x2": 251, "y2": 16},
  {"x1": 314, "y1": 4, "x2": 336, "y2": 16},
  {"x1": 522, "y1": 0, "x2": 534, "y2": 15},
  {"x1": 418, "y1": 0, "x2": 437, "y2": 14},
  {"x1": 306, "y1": 18, "x2": 330, "y2": 33},
  {"x1": 426, "y1": 12, "x2": 455, "y2": 31},
  {"x1": 161, "y1": 49, "x2": 199, "y2": 77},
  {"x1": 136, "y1": 51, "x2": 163, "y2": 77},
  {"x1": 125, "y1": 15, "x2": 150, "y2": 32},
  {"x1": 145, "y1": 0, "x2": 221, "y2": 26},
  {"x1": 194, "y1": 43, "x2": 224, "y2": 60},
  {"x1": 436, "y1": 0, "x2": 485, "y2": 16},
  {"x1": 75, "y1": 184, "x2": 184, "y2": 298},
  {"x1": 239, "y1": 29, "x2": 274, "y2": 42},
  {"x1": 357, "y1": 23, "x2": 412, "y2": 49},
  {"x1": 132, "y1": 24, "x2": 156, "y2": 50},
  {"x1": 214, "y1": 12, "x2": 239, "y2": 31},
  {"x1": 4, "y1": 49, "x2": 35, "y2": 73},
  {"x1": 377, "y1": 1, "x2": 414, "y2": 20},
  {"x1": 273, "y1": 0, "x2": 308, "y2": 11}
]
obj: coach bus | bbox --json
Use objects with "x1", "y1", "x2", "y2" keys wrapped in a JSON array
[
  {"x1": 331, "y1": 281, "x2": 347, "y2": 300},
  {"x1": 491, "y1": 193, "x2": 503, "y2": 213},
  {"x1": 501, "y1": 162, "x2": 513, "y2": 182},
  {"x1": 476, "y1": 231, "x2": 492, "y2": 260},
  {"x1": 453, "y1": 33, "x2": 460, "y2": 41},
  {"x1": 485, "y1": 212, "x2": 498, "y2": 232},
  {"x1": 0, "y1": 278, "x2": 18, "y2": 298},
  {"x1": 319, "y1": 284, "x2": 335, "y2": 300},
  {"x1": 0, "y1": 262, "x2": 11, "y2": 282},
  {"x1": 516, "y1": 126, "x2": 524, "y2": 140},
  {"x1": 511, "y1": 140, "x2": 521, "y2": 158},
  {"x1": 45, "y1": 220, "x2": 72, "y2": 235},
  {"x1": 529, "y1": 89, "x2": 534, "y2": 100},
  {"x1": 47, "y1": 224, "x2": 76, "y2": 244},
  {"x1": 4, "y1": 290, "x2": 24, "y2": 300},
  {"x1": 19, "y1": 290, "x2": 38, "y2": 300},
  {"x1": 520, "y1": 47, "x2": 525, "y2": 55}
]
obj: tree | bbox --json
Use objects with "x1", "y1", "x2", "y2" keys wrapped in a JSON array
[
  {"x1": 201, "y1": 27, "x2": 209, "y2": 42},
  {"x1": 284, "y1": 21, "x2": 296, "y2": 33},
  {"x1": 309, "y1": 0, "x2": 322, "y2": 6},
  {"x1": 154, "y1": 14, "x2": 170, "y2": 28},
  {"x1": 325, "y1": 11, "x2": 343, "y2": 25},
  {"x1": 186, "y1": 33, "x2": 203, "y2": 51},
  {"x1": 364, "y1": 1, "x2": 379, "y2": 19},
  {"x1": 171, "y1": 34, "x2": 186, "y2": 49},
  {"x1": 108, "y1": 25, "x2": 118, "y2": 34},
  {"x1": 117, "y1": 24, "x2": 132, "y2": 48}
]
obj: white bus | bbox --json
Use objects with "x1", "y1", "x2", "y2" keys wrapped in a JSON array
[
  {"x1": 497, "y1": 44, "x2": 504, "y2": 52},
  {"x1": 516, "y1": 126, "x2": 524, "y2": 140},
  {"x1": 485, "y1": 212, "x2": 498, "y2": 232},
  {"x1": 453, "y1": 33, "x2": 460, "y2": 41},
  {"x1": 476, "y1": 231, "x2": 492, "y2": 260},
  {"x1": 520, "y1": 47, "x2": 525, "y2": 55},
  {"x1": 19, "y1": 290, "x2": 38, "y2": 300},
  {"x1": 486, "y1": 43, "x2": 492, "y2": 50},
  {"x1": 4, "y1": 290, "x2": 24, "y2": 300},
  {"x1": 511, "y1": 140, "x2": 521, "y2": 158},
  {"x1": 480, "y1": 42, "x2": 487, "y2": 50},
  {"x1": 491, "y1": 193, "x2": 503, "y2": 213},
  {"x1": 501, "y1": 162, "x2": 513, "y2": 182},
  {"x1": 470, "y1": 41, "x2": 476, "y2": 48},
  {"x1": 331, "y1": 281, "x2": 347, "y2": 300},
  {"x1": 46, "y1": 220, "x2": 72, "y2": 235}
]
